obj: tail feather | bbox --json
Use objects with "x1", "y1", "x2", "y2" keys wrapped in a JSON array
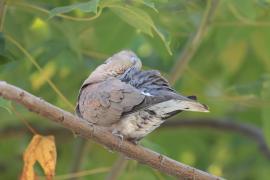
[{"x1": 147, "y1": 99, "x2": 209, "y2": 118}]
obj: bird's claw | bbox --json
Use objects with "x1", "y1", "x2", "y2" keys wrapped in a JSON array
[{"x1": 112, "y1": 130, "x2": 124, "y2": 147}]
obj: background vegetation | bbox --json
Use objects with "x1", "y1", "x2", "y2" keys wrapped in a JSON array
[{"x1": 1, "y1": 0, "x2": 270, "y2": 179}]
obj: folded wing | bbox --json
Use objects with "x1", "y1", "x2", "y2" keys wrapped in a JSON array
[{"x1": 76, "y1": 78, "x2": 145, "y2": 126}]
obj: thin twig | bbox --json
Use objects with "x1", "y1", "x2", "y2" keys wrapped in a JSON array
[
  {"x1": 169, "y1": 0, "x2": 219, "y2": 84},
  {"x1": 8, "y1": 2, "x2": 102, "y2": 22},
  {"x1": 106, "y1": 154, "x2": 128, "y2": 180},
  {"x1": 0, "y1": 0, "x2": 7, "y2": 32},
  {"x1": 11, "y1": 104, "x2": 38, "y2": 134},
  {"x1": 227, "y1": 3, "x2": 270, "y2": 26},
  {"x1": 69, "y1": 139, "x2": 89, "y2": 180},
  {"x1": 0, "y1": 81, "x2": 222, "y2": 180},
  {"x1": 163, "y1": 118, "x2": 270, "y2": 159},
  {"x1": 5, "y1": 34, "x2": 74, "y2": 110},
  {"x1": 214, "y1": 21, "x2": 270, "y2": 27},
  {"x1": 53, "y1": 167, "x2": 110, "y2": 180}
]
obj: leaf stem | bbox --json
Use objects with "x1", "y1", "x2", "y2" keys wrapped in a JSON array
[
  {"x1": 106, "y1": 155, "x2": 128, "y2": 180},
  {"x1": 44, "y1": 167, "x2": 110, "y2": 180},
  {"x1": 8, "y1": 2, "x2": 102, "y2": 22},
  {"x1": 0, "y1": 0, "x2": 8, "y2": 32},
  {"x1": 11, "y1": 104, "x2": 38, "y2": 134}
]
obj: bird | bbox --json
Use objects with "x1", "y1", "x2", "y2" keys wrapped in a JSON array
[{"x1": 75, "y1": 50, "x2": 209, "y2": 144}]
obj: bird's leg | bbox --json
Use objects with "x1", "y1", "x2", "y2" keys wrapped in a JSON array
[
  {"x1": 131, "y1": 140, "x2": 139, "y2": 145},
  {"x1": 112, "y1": 129, "x2": 124, "y2": 147},
  {"x1": 130, "y1": 137, "x2": 142, "y2": 145}
]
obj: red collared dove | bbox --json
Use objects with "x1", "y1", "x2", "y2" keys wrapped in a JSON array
[{"x1": 76, "y1": 50, "x2": 208, "y2": 143}]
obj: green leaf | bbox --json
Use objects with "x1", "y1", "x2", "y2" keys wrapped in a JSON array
[
  {"x1": 0, "y1": 32, "x2": 15, "y2": 65},
  {"x1": 107, "y1": 3, "x2": 172, "y2": 55},
  {"x1": 261, "y1": 76, "x2": 270, "y2": 148},
  {"x1": 0, "y1": 98, "x2": 12, "y2": 114},
  {"x1": 0, "y1": 32, "x2": 5, "y2": 54},
  {"x1": 230, "y1": 0, "x2": 257, "y2": 20},
  {"x1": 109, "y1": 4, "x2": 154, "y2": 36},
  {"x1": 135, "y1": 0, "x2": 158, "y2": 12},
  {"x1": 49, "y1": 0, "x2": 100, "y2": 18},
  {"x1": 251, "y1": 31, "x2": 270, "y2": 70},
  {"x1": 219, "y1": 40, "x2": 247, "y2": 74}
]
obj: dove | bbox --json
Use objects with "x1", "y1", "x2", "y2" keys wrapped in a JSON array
[{"x1": 76, "y1": 50, "x2": 208, "y2": 143}]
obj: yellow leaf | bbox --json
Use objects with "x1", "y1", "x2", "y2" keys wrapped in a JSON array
[
  {"x1": 30, "y1": 62, "x2": 56, "y2": 90},
  {"x1": 30, "y1": 18, "x2": 50, "y2": 37},
  {"x1": 21, "y1": 134, "x2": 57, "y2": 180},
  {"x1": 251, "y1": 31, "x2": 270, "y2": 69},
  {"x1": 220, "y1": 40, "x2": 247, "y2": 74}
]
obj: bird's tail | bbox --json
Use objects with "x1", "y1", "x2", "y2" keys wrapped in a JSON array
[{"x1": 146, "y1": 99, "x2": 209, "y2": 118}]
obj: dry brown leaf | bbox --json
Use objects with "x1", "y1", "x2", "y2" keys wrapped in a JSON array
[{"x1": 21, "y1": 134, "x2": 57, "y2": 180}]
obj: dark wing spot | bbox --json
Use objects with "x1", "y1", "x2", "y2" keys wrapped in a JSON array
[
  {"x1": 137, "y1": 123, "x2": 143, "y2": 128},
  {"x1": 145, "y1": 109, "x2": 156, "y2": 115},
  {"x1": 187, "y1": 96, "x2": 197, "y2": 100}
]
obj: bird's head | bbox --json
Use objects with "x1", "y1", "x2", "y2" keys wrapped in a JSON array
[
  {"x1": 104, "y1": 50, "x2": 142, "y2": 75},
  {"x1": 84, "y1": 50, "x2": 142, "y2": 84}
]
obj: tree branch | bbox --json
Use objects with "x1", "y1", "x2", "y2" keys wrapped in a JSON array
[
  {"x1": 0, "y1": 81, "x2": 222, "y2": 180},
  {"x1": 0, "y1": 0, "x2": 7, "y2": 32},
  {"x1": 106, "y1": 155, "x2": 128, "y2": 180},
  {"x1": 2, "y1": 118, "x2": 269, "y2": 160},
  {"x1": 169, "y1": 0, "x2": 219, "y2": 84},
  {"x1": 69, "y1": 138, "x2": 89, "y2": 180},
  {"x1": 163, "y1": 119, "x2": 270, "y2": 159}
]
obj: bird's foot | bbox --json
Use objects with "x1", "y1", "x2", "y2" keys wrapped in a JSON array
[
  {"x1": 112, "y1": 130, "x2": 124, "y2": 147},
  {"x1": 130, "y1": 139, "x2": 139, "y2": 145}
]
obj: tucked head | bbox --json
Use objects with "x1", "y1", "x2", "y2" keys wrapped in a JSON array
[
  {"x1": 84, "y1": 50, "x2": 142, "y2": 84},
  {"x1": 105, "y1": 50, "x2": 142, "y2": 74}
]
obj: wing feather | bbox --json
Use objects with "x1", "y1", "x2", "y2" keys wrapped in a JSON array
[{"x1": 76, "y1": 78, "x2": 145, "y2": 126}]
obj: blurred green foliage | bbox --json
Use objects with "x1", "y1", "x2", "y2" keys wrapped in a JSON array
[{"x1": 1, "y1": 0, "x2": 270, "y2": 179}]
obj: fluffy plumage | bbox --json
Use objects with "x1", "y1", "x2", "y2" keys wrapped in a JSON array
[{"x1": 76, "y1": 50, "x2": 208, "y2": 143}]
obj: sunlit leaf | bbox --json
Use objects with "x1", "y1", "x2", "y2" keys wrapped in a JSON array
[
  {"x1": 109, "y1": 4, "x2": 154, "y2": 36},
  {"x1": 230, "y1": 0, "x2": 257, "y2": 20},
  {"x1": 0, "y1": 98, "x2": 12, "y2": 114},
  {"x1": 105, "y1": 3, "x2": 172, "y2": 54},
  {"x1": 136, "y1": 0, "x2": 158, "y2": 12},
  {"x1": 49, "y1": 0, "x2": 100, "y2": 18},
  {"x1": 178, "y1": 151, "x2": 196, "y2": 166},
  {"x1": 251, "y1": 31, "x2": 270, "y2": 70},
  {"x1": 208, "y1": 164, "x2": 223, "y2": 177},
  {"x1": 30, "y1": 62, "x2": 56, "y2": 90},
  {"x1": 21, "y1": 134, "x2": 57, "y2": 180},
  {"x1": 220, "y1": 40, "x2": 247, "y2": 74}
]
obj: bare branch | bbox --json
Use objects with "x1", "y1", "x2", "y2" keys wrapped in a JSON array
[
  {"x1": 0, "y1": 0, "x2": 7, "y2": 31},
  {"x1": 106, "y1": 155, "x2": 128, "y2": 180},
  {"x1": 69, "y1": 139, "x2": 89, "y2": 180},
  {"x1": 169, "y1": 0, "x2": 219, "y2": 84},
  {"x1": 2, "y1": 118, "x2": 269, "y2": 160},
  {"x1": 163, "y1": 119, "x2": 270, "y2": 159},
  {"x1": 0, "y1": 81, "x2": 222, "y2": 179}
]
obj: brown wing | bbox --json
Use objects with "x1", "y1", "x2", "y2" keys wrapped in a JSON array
[{"x1": 76, "y1": 78, "x2": 145, "y2": 126}]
